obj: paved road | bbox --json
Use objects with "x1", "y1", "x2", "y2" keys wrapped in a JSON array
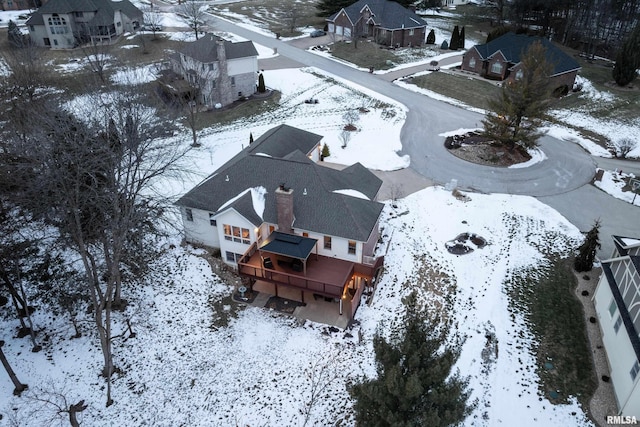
[{"x1": 204, "y1": 12, "x2": 640, "y2": 256}]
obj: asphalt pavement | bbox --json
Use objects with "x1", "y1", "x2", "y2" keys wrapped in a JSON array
[{"x1": 204, "y1": 12, "x2": 640, "y2": 257}]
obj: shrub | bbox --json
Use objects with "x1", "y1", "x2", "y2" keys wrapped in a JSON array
[
  {"x1": 321, "y1": 143, "x2": 330, "y2": 160},
  {"x1": 257, "y1": 73, "x2": 266, "y2": 93},
  {"x1": 441, "y1": 40, "x2": 449, "y2": 50},
  {"x1": 426, "y1": 29, "x2": 435, "y2": 44}
]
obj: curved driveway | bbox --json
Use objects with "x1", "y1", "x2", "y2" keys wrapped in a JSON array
[{"x1": 205, "y1": 13, "x2": 639, "y2": 255}]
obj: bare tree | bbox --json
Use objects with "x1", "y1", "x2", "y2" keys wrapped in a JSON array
[
  {"x1": 23, "y1": 380, "x2": 87, "y2": 427},
  {"x1": 81, "y1": 40, "x2": 113, "y2": 84},
  {"x1": 0, "y1": 340, "x2": 28, "y2": 396},
  {"x1": 180, "y1": 0, "x2": 206, "y2": 40},
  {"x1": 142, "y1": 5, "x2": 163, "y2": 40},
  {"x1": 301, "y1": 350, "x2": 344, "y2": 426},
  {"x1": 339, "y1": 130, "x2": 351, "y2": 148},
  {"x1": 283, "y1": 7, "x2": 300, "y2": 35},
  {"x1": 342, "y1": 109, "x2": 360, "y2": 129},
  {"x1": 611, "y1": 137, "x2": 637, "y2": 158}
]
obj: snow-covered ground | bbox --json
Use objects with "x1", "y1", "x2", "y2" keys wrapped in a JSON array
[{"x1": 0, "y1": 5, "x2": 638, "y2": 427}]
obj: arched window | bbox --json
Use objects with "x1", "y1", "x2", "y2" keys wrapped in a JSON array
[
  {"x1": 490, "y1": 61, "x2": 503, "y2": 74},
  {"x1": 48, "y1": 14, "x2": 69, "y2": 34},
  {"x1": 468, "y1": 57, "x2": 476, "y2": 68},
  {"x1": 515, "y1": 69, "x2": 524, "y2": 80}
]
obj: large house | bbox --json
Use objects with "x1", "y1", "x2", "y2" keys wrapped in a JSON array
[
  {"x1": 326, "y1": 0, "x2": 428, "y2": 47},
  {"x1": 170, "y1": 34, "x2": 259, "y2": 109},
  {"x1": 26, "y1": 0, "x2": 142, "y2": 49},
  {"x1": 176, "y1": 124, "x2": 385, "y2": 322},
  {"x1": 461, "y1": 32, "x2": 581, "y2": 93},
  {"x1": 593, "y1": 236, "x2": 640, "y2": 416}
]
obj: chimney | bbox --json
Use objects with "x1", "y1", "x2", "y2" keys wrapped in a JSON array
[
  {"x1": 275, "y1": 184, "x2": 294, "y2": 234},
  {"x1": 215, "y1": 38, "x2": 226, "y2": 64}
]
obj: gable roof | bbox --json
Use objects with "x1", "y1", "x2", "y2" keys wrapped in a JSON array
[
  {"x1": 328, "y1": 0, "x2": 427, "y2": 30},
  {"x1": 612, "y1": 235, "x2": 640, "y2": 257},
  {"x1": 471, "y1": 32, "x2": 580, "y2": 77},
  {"x1": 27, "y1": 0, "x2": 142, "y2": 26},
  {"x1": 176, "y1": 127, "x2": 383, "y2": 242},
  {"x1": 601, "y1": 237, "x2": 640, "y2": 364},
  {"x1": 178, "y1": 34, "x2": 258, "y2": 64},
  {"x1": 248, "y1": 124, "x2": 323, "y2": 158}
]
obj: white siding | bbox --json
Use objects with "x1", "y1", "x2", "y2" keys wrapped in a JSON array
[
  {"x1": 227, "y1": 56, "x2": 258, "y2": 77},
  {"x1": 594, "y1": 275, "x2": 640, "y2": 415},
  {"x1": 290, "y1": 228, "x2": 363, "y2": 263},
  {"x1": 215, "y1": 209, "x2": 260, "y2": 265},
  {"x1": 182, "y1": 207, "x2": 220, "y2": 248}
]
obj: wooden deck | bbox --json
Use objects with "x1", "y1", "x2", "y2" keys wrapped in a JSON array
[{"x1": 237, "y1": 244, "x2": 356, "y2": 298}]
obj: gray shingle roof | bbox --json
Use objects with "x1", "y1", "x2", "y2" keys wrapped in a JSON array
[
  {"x1": 248, "y1": 124, "x2": 322, "y2": 158},
  {"x1": 472, "y1": 32, "x2": 580, "y2": 77},
  {"x1": 179, "y1": 34, "x2": 258, "y2": 64},
  {"x1": 328, "y1": 0, "x2": 427, "y2": 30},
  {"x1": 177, "y1": 127, "x2": 383, "y2": 242},
  {"x1": 28, "y1": 0, "x2": 141, "y2": 27}
]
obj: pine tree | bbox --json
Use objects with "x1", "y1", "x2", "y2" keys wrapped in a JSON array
[
  {"x1": 450, "y1": 25, "x2": 460, "y2": 50},
  {"x1": 249, "y1": 132, "x2": 254, "y2": 144},
  {"x1": 349, "y1": 292, "x2": 473, "y2": 426},
  {"x1": 316, "y1": 0, "x2": 353, "y2": 17},
  {"x1": 482, "y1": 41, "x2": 553, "y2": 150},
  {"x1": 321, "y1": 143, "x2": 330, "y2": 160},
  {"x1": 427, "y1": 29, "x2": 436, "y2": 44},
  {"x1": 257, "y1": 73, "x2": 266, "y2": 93},
  {"x1": 613, "y1": 25, "x2": 640, "y2": 87},
  {"x1": 574, "y1": 220, "x2": 601, "y2": 272},
  {"x1": 7, "y1": 20, "x2": 24, "y2": 47},
  {"x1": 459, "y1": 26, "x2": 466, "y2": 49}
]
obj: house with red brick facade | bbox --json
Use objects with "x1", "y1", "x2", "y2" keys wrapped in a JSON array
[
  {"x1": 326, "y1": 0, "x2": 427, "y2": 48},
  {"x1": 461, "y1": 32, "x2": 581, "y2": 93}
]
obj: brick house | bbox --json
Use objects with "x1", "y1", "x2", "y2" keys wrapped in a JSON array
[
  {"x1": 170, "y1": 34, "x2": 258, "y2": 109},
  {"x1": 461, "y1": 32, "x2": 581, "y2": 92},
  {"x1": 176, "y1": 124, "x2": 385, "y2": 323},
  {"x1": 326, "y1": 0, "x2": 427, "y2": 48}
]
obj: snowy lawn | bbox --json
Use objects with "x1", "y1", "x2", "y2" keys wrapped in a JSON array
[
  {"x1": 1, "y1": 187, "x2": 592, "y2": 426},
  {"x1": 594, "y1": 169, "x2": 640, "y2": 206}
]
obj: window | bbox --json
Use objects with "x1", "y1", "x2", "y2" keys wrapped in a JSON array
[
  {"x1": 53, "y1": 39, "x2": 58, "y2": 45},
  {"x1": 116, "y1": 21, "x2": 121, "y2": 27},
  {"x1": 409, "y1": 29, "x2": 414, "y2": 36},
  {"x1": 608, "y1": 299, "x2": 618, "y2": 318},
  {"x1": 302, "y1": 232, "x2": 309, "y2": 238},
  {"x1": 209, "y1": 63, "x2": 214, "y2": 71},
  {"x1": 256, "y1": 227, "x2": 262, "y2": 241},
  {"x1": 74, "y1": 11, "x2": 83, "y2": 17},
  {"x1": 515, "y1": 69, "x2": 524, "y2": 80},
  {"x1": 185, "y1": 208, "x2": 193, "y2": 221},
  {"x1": 30, "y1": 25, "x2": 35, "y2": 32},
  {"x1": 223, "y1": 224, "x2": 250, "y2": 244},
  {"x1": 209, "y1": 213, "x2": 216, "y2": 226},
  {"x1": 490, "y1": 62, "x2": 503, "y2": 74},
  {"x1": 614, "y1": 315, "x2": 623, "y2": 334},
  {"x1": 226, "y1": 251, "x2": 242, "y2": 263},
  {"x1": 348, "y1": 241, "x2": 356, "y2": 255},
  {"x1": 231, "y1": 76, "x2": 236, "y2": 86},
  {"x1": 631, "y1": 361, "x2": 640, "y2": 381},
  {"x1": 269, "y1": 225, "x2": 275, "y2": 234},
  {"x1": 324, "y1": 236, "x2": 332, "y2": 250},
  {"x1": 468, "y1": 57, "x2": 476, "y2": 68},
  {"x1": 48, "y1": 14, "x2": 69, "y2": 35}
]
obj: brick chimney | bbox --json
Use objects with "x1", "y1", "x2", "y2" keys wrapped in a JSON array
[{"x1": 275, "y1": 184, "x2": 294, "y2": 234}]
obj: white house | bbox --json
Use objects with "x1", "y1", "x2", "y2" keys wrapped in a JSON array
[
  {"x1": 170, "y1": 34, "x2": 258, "y2": 109},
  {"x1": 26, "y1": 0, "x2": 142, "y2": 49},
  {"x1": 176, "y1": 124, "x2": 385, "y2": 322},
  {"x1": 593, "y1": 235, "x2": 640, "y2": 416}
]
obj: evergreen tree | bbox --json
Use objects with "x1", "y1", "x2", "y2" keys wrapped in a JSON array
[
  {"x1": 449, "y1": 25, "x2": 460, "y2": 50},
  {"x1": 321, "y1": 143, "x2": 330, "y2": 160},
  {"x1": 482, "y1": 41, "x2": 553, "y2": 150},
  {"x1": 349, "y1": 292, "x2": 473, "y2": 426},
  {"x1": 316, "y1": 0, "x2": 353, "y2": 17},
  {"x1": 574, "y1": 220, "x2": 601, "y2": 272},
  {"x1": 486, "y1": 26, "x2": 511, "y2": 43},
  {"x1": 441, "y1": 40, "x2": 449, "y2": 50},
  {"x1": 257, "y1": 73, "x2": 266, "y2": 93},
  {"x1": 249, "y1": 132, "x2": 254, "y2": 144},
  {"x1": 613, "y1": 25, "x2": 640, "y2": 87},
  {"x1": 7, "y1": 20, "x2": 24, "y2": 47},
  {"x1": 459, "y1": 26, "x2": 466, "y2": 49},
  {"x1": 427, "y1": 29, "x2": 436, "y2": 44}
]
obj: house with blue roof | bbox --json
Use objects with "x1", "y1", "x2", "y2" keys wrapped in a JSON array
[
  {"x1": 594, "y1": 235, "x2": 640, "y2": 416},
  {"x1": 176, "y1": 124, "x2": 385, "y2": 322},
  {"x1": 326, "y1": 0, "x2": 428, "y2": 47},
  {"x1": 461, "y1": 32, "x2": 581, "y2": 93}
]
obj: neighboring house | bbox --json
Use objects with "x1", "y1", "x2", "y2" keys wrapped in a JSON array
[
  {"x1": 176, "y1": 124, "x2": 385, "y2": 322},
  {"x1": 326, "y1": 0, "x2": 427, "y2": 47},
  {"x1": 461, "y1": 32, "x2": 581, "y2": 92},
  {"x1": 2, "y1": 0, "x2": 44, "y2": 11},
  {"x1": 26, "y1": 0, "x2": 142, "y2": 49},
  {"x1": 441, "y1": 0, "x2": 470, "y2": 6},
  {"x1": 170, "y1": 34, "x2": 258, "y2": 109},
  {"x1": 593, "y1": 235, "x2": 640, "y2": 416}
]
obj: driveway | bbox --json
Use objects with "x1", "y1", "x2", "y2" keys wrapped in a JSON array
[{"x1": 204, "y1": 13, "x2": 640, "y2": 256}]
